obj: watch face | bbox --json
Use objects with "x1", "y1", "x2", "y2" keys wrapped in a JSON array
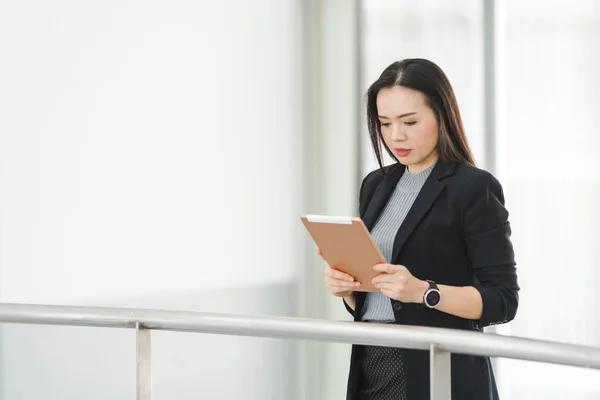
[{"x1": 426, "y1": 290, "x2": 441, "y2": 307}]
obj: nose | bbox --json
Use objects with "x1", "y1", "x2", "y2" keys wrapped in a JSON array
[{"x1": 390, "y1": 125, "x2": 407, "y2": 142}]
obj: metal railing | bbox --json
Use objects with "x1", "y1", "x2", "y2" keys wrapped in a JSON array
[{"x1": 1, "y1": 303, "x2": 600, "y2": 400}]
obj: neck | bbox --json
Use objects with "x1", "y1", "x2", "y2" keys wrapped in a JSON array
[{"x1": 407, "y1": 154, "x2": 438, "y2": 174}]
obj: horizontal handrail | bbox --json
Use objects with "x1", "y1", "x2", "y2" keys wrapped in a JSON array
[{"x1": 1, "y1": 303, "x2": 599, "y2": 370}]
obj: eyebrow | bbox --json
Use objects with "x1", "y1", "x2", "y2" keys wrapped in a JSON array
[{"x1": 378, "y1": 112, "x2": 417, "y2": 119}]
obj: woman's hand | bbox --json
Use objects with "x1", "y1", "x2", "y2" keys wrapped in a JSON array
[
  {"x1": 372, "y1": 263, "x2": 428, "y2": 303},
  {"x1": 324, "y1": 267, "x2": 361, "y2": 297},
  {"x1": 317, "y1": 247, "x2": 361, "y2": 297}
]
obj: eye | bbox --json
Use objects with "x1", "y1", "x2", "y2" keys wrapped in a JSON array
[
  {"x1": 380, "y1": 122, "x2": 391, "y2": 127},
  {"x1": 404, "y1": 121, "x2": 417, "y2": 126}
]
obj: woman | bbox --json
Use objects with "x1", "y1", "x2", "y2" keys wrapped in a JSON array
[{"x1": 321, "y1": 58, "x2": 519, "y2": 399}]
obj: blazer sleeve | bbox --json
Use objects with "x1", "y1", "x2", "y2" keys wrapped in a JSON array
[{"x1": 463, "y1": 172, "x2": 520, "y2": 328}]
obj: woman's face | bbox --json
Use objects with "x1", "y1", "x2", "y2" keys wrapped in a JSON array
[{"x1": 376, "y1": 86, "x2": 439, "y2": 173}]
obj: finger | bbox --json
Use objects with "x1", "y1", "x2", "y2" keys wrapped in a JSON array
[
  {"x1": 327, "y1": 284, "x2": 358, "y2": 295},
  {"x1": 325, "y1": 278, "x2": 360, "y2": 290},
  {"x1": 373, "y1": 263, "x2": 400, "y2": 274},
  {"x1": 375, "y1": 282, "x2": 403, "y2": 291},
  {"x1": 372, "y1": 274, "x2": 397, "y2": 284},
  {"x1": 324, "y1": 267, "x2": 355, "y2": 282},
  {"x1": 373, "y1": 271, "x2": 411, "y2": 284},
  {"x1": 325, "y1": 277, "x2": 360, "y2": 289},
  {"x1": 374, "y1": 263, "x2": 408, "y2": 274}
]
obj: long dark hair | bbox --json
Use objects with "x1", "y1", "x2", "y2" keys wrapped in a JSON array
[{"x1": 366, "y1": 58, "x2": 475, "y2": 170}]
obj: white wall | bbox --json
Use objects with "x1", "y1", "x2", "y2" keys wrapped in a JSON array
[
  {"x1": 0, "y1": 0, "x2": 302, "y2": 304},
  {"x1": 0, "y1": 0, "x2": 304, "y2": 398}
]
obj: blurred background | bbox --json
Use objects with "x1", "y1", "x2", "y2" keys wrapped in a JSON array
[{"x1": 1, "y1": 0, "x2": 599, "y2": 399}]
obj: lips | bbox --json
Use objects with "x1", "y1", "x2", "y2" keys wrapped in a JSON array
[{"x1": 394, "y1": 148, "x2": 412, "y2": 157}]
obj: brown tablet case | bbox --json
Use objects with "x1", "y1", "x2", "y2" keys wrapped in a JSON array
[{"x1": 300, "y1": 214, "x2": 386, "y2": 292}]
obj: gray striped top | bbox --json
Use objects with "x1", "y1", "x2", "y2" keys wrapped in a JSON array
[{"x1": 361, "y1": 163, "x2": 435, "y2": 322}]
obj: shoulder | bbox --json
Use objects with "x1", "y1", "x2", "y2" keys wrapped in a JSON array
[
  {"x1": 449, "y1": 163, "x2": 506, "y2": 211},
  {"x1": 453, "y1": 163, "x2": 496, "y2": 182},
  {"x1": 452, "y1": 163, "x2": 503, "y2": 194}
]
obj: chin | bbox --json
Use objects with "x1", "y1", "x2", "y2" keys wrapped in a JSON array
[{"x1": 397, "y1": 158, "x2": 415, "y2": 166}]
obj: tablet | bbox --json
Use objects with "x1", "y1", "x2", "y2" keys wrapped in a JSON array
[{"x1": 300, "y1": 214, "x2": 386, "y2": 292}]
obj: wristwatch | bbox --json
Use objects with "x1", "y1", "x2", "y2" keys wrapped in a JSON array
[{"x1": 423, "y1": 280, "x2": 442, "y2": 309}]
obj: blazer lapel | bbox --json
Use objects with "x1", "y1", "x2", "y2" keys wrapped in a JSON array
[
  {"x1": 390, "y1": 162, "x2": 457, "y2": 262},
  {"x1": 362, "y1": 163, "x2": 405, "y2": 231}
]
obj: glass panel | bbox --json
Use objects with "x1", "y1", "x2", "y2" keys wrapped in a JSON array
[
  {"x1": 0, "y1": 325, "x2": 135, "y2": 400},
  {"x1": 496, "y1": 0, "x2": 600, "y2": 398},
  {"x1": 0, "y1": 325, "x2": 300, "y2": 400},
  {"x1": 495, "y1": 358, "x2": 600, "y2": 400},
  {"x1": 152, "y1": 332, "x2": 299, "y2": 400},
  {"x1": 361, "y1": 0, "x2": 485, "y2": 172}
]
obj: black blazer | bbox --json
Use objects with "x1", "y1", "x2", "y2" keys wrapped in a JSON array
[{"x1": 344, "y1": 161, "x2": 519, "y2": 400}]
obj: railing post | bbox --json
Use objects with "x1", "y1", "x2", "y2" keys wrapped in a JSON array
[
  {"x1": 136, "y1": 323, "x2": 152, "y2": 400},
  {"x1": 430, "y1": 343, "x2": 451, "y2": 400}
]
